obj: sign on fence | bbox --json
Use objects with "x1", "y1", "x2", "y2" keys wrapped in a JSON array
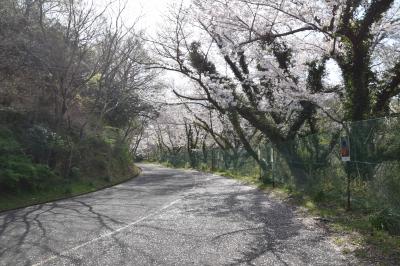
[{"x1": 340, "y1": 136, "x2": 350, "y2": 162}]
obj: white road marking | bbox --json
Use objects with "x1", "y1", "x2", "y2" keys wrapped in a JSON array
[{"x1": 32, "y1": 198, "x2": 181, "y2": 266}]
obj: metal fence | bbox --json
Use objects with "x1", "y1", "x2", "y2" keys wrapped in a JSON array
[{"x1": 151, "y1": 116, "x2": 400, "y2": 213}]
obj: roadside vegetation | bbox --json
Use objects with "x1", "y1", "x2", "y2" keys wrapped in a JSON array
[
  {"x1": 0, "y1": 1, "x2": 155, "y2": 212},
  {"x1": 219, "y1": 170, "x2": 400, "y2": 265},
  {"x1": 1, "y1": 0, "x2": 399, "y2": 264},
  {"x1": 149, "y1": 160, "x2": 400, "y2": 265},
  {"x1": 140, "y1": 0, "x2": 400, "y2": 264},
  {"x1": 0, "y1": 109, "x2": 141, "y2": 212}
]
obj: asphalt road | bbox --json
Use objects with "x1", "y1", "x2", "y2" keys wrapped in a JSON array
[{"x1": 0, "y1": 164, "x2": 357, "y2": 266}]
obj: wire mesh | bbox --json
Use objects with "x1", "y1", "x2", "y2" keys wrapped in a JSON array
[{"x1": 151, "y1": 116, "x2": 400, "y2": 213}]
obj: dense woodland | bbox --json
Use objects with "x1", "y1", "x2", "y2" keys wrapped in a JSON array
[
  {"x1": 1, "y1": 0, "x2": 400, "y2": 250},
  {"x1": 0, "y1": 0, "x2": 157, "y2": 196}
]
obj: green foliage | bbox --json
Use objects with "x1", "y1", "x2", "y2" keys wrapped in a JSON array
[
  {"x1": 0, "y1": 127, "x2": 20, "y2": 153},
  {"x1": 25, "y1": 125, "x2": 53, "y2": 163},
  {"x1": 0, "y1": 120, "x2": 139, "y2": 213},
  {"x1": 70, "y1": 167, "x2": 80, "y2": 179},
  {"x1": 0, "y1": 110, "x2": 135, "y2": 198},
  {"x1": 370, "y1": 209, "x2": 400, "y2": 236},
  {"x1": 0, "y1": 164, "x2": 141, "y2": 212},
  {"x1": 0, "y1": 155, "x2": 57, "y2": 191},
  {"x1": 156, "y1": 116, "x2": 400, "y2": 237},
  {"x1": 199, "y1": 163, "x2": 209, "y2": 172},
  {"x1": 0, "y1": 0, "x2": 149, "y2": 211},
  {"x1": 0, "y1": 126, "x2": 58, "y2": 191},
  {"x1": 75, "y1": 132, "x2": 133, "y2": 182},
  {"x1": 312, "y1": 190, "x2": 326, "y2": 203}
]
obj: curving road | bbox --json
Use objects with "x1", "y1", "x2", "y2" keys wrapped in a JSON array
[{"x1": 0, "y1": 164, "x2": 357, "y2": 265}]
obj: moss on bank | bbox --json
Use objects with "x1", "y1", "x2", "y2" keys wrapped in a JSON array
[
  {"x1": 0, "y1": 165, "x2": 140, "y2": 212},
  {"x1": 0, "y1": 110, "x2": 141, "y2": 212}
]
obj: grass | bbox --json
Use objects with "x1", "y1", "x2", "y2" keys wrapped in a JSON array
[
  {"x1": 322, "y1": 210, "x2": 400, "y2": 265},
  {"x1": 214, "y1": 169, "x2": 400, "y2": 265},
  {"x1": 0, "y1": 164, "x2": 141, "y2": 213},
  {"x1": 152, "y1": 161, "x2": 400, "y2": 265}
]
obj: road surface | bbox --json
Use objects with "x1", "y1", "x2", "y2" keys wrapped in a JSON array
[{"x1": 0, "y1": 164, "x2": 357, "y2": 265}]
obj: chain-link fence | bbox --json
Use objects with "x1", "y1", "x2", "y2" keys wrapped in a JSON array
[{"x1": 150, "y1": 116, "x2": 400, "y2": 221}]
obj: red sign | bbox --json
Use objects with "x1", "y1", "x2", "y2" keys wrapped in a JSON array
[{"x1": 340, "y1": 136, "x2": 350, "y2": 162}]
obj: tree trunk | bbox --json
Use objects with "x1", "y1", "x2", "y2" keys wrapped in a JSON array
[
  {"x1": 228, "y1": 111, "x2": 269, "y2": 178},
  {"x1": 275, "y1": 142, "x2": 309, "y2": 187}
]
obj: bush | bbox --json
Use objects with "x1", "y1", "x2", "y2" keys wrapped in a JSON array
[
  {"x1": 102, "y1": 176, "x2": 112, "y2": 182},
  {"x1": 0, "y1": 127, "x2": 60, "y2": 192},
  {"x1": 0, "y1": 127, "x2": 20, "y2": 153},
  {"x1": 369, "y1": 208, "x2": 400, "y2": 236},
  {"x1": 70, "y1": 167, "x2": 80, "y2": 179},
  {"x1": 312, "y1": 190, "x2": 326, "y2": 203},
  {"x1": 1, "y1": 117, "x2": 135, "y2": 193},
  {"x1": 0, "y1": 155, "x2": 58, "y2": 191},
  {"x1": 25, "y1": 125, "x2": 52, "y2": 163},
  {"x1": 199, "y1": 163, "x2": 209, "y2": 172},
  {"x1": 112, "y1": 138, "x2": 132, "y2": 165},
  {"x1": 75, "y1": 134, "x2": 133, "y2": 180}
]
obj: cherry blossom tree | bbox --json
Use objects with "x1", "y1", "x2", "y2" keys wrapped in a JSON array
[
  {"x1": 235, "y1": 0, "x2": 400, "y2": 119},
  {"x1": 150, "y1": 0, "x2": 399, "y2": 185},
  {"x1": 151, "y1": 1, "x2": 334, "y2": 183}
]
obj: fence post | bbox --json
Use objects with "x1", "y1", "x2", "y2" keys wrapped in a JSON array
[
  {"x1": 343, "y1": 124, "x2": 352, "y2": 211},
  {"x1": 271, "y1": 145, "x2": 275, "y2": 188},
  {"x1": 346, "y1": 169, "x2": 351, "y2": 211},
  {"x1": 210, "y1": 149, "x2": 214, "y2": 171},
  {"x1": 258, "y1": 145, "x2": 262, "y2": 179}
]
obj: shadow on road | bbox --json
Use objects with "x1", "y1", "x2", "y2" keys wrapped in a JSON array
[
  {"x1": 0, "y1": 165, "x2": 349, "y2": 265},
  {"x1": 0, "y1": 165, "x2": 198, "y2": 265}
]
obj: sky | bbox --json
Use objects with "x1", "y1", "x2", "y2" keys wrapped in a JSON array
[
  {"x1": 94, "y1": 0, "x2": 190, "y2": 99},
  {"x1": 96, "y1": 0, "x2": 183, "y2": 35}
]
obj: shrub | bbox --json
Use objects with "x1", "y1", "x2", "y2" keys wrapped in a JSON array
[
  {"x1": 70, "y1": 167, "x2": 80, "y2": 179},
  {"x1": 102, "y1": 176, "x2": 112, "y2": 182},
  {"x1": 0, "y1": 155, "x2": 58, "y2": 191},
  {"x1": 199, "y1": 163, "x2": 209, "y2": 172},
  {"x1": 312, "y1": 190, "x2": 326, "y2": 203},
  {"x1": 369, "y1": 208, "x2": 400, "y2": 236},
  {"x1": 0, "y1": 127, "x2": 20, "y2": 154},
  {"x1": 0, "y1": 127, "x2": 59, "y2": 191},
  {"x1": 112, "y1": 138, "x2": 132, "y2": 165},
  {"x1": 25, "y1": 125, "x2": 52, "y2": 163}
]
